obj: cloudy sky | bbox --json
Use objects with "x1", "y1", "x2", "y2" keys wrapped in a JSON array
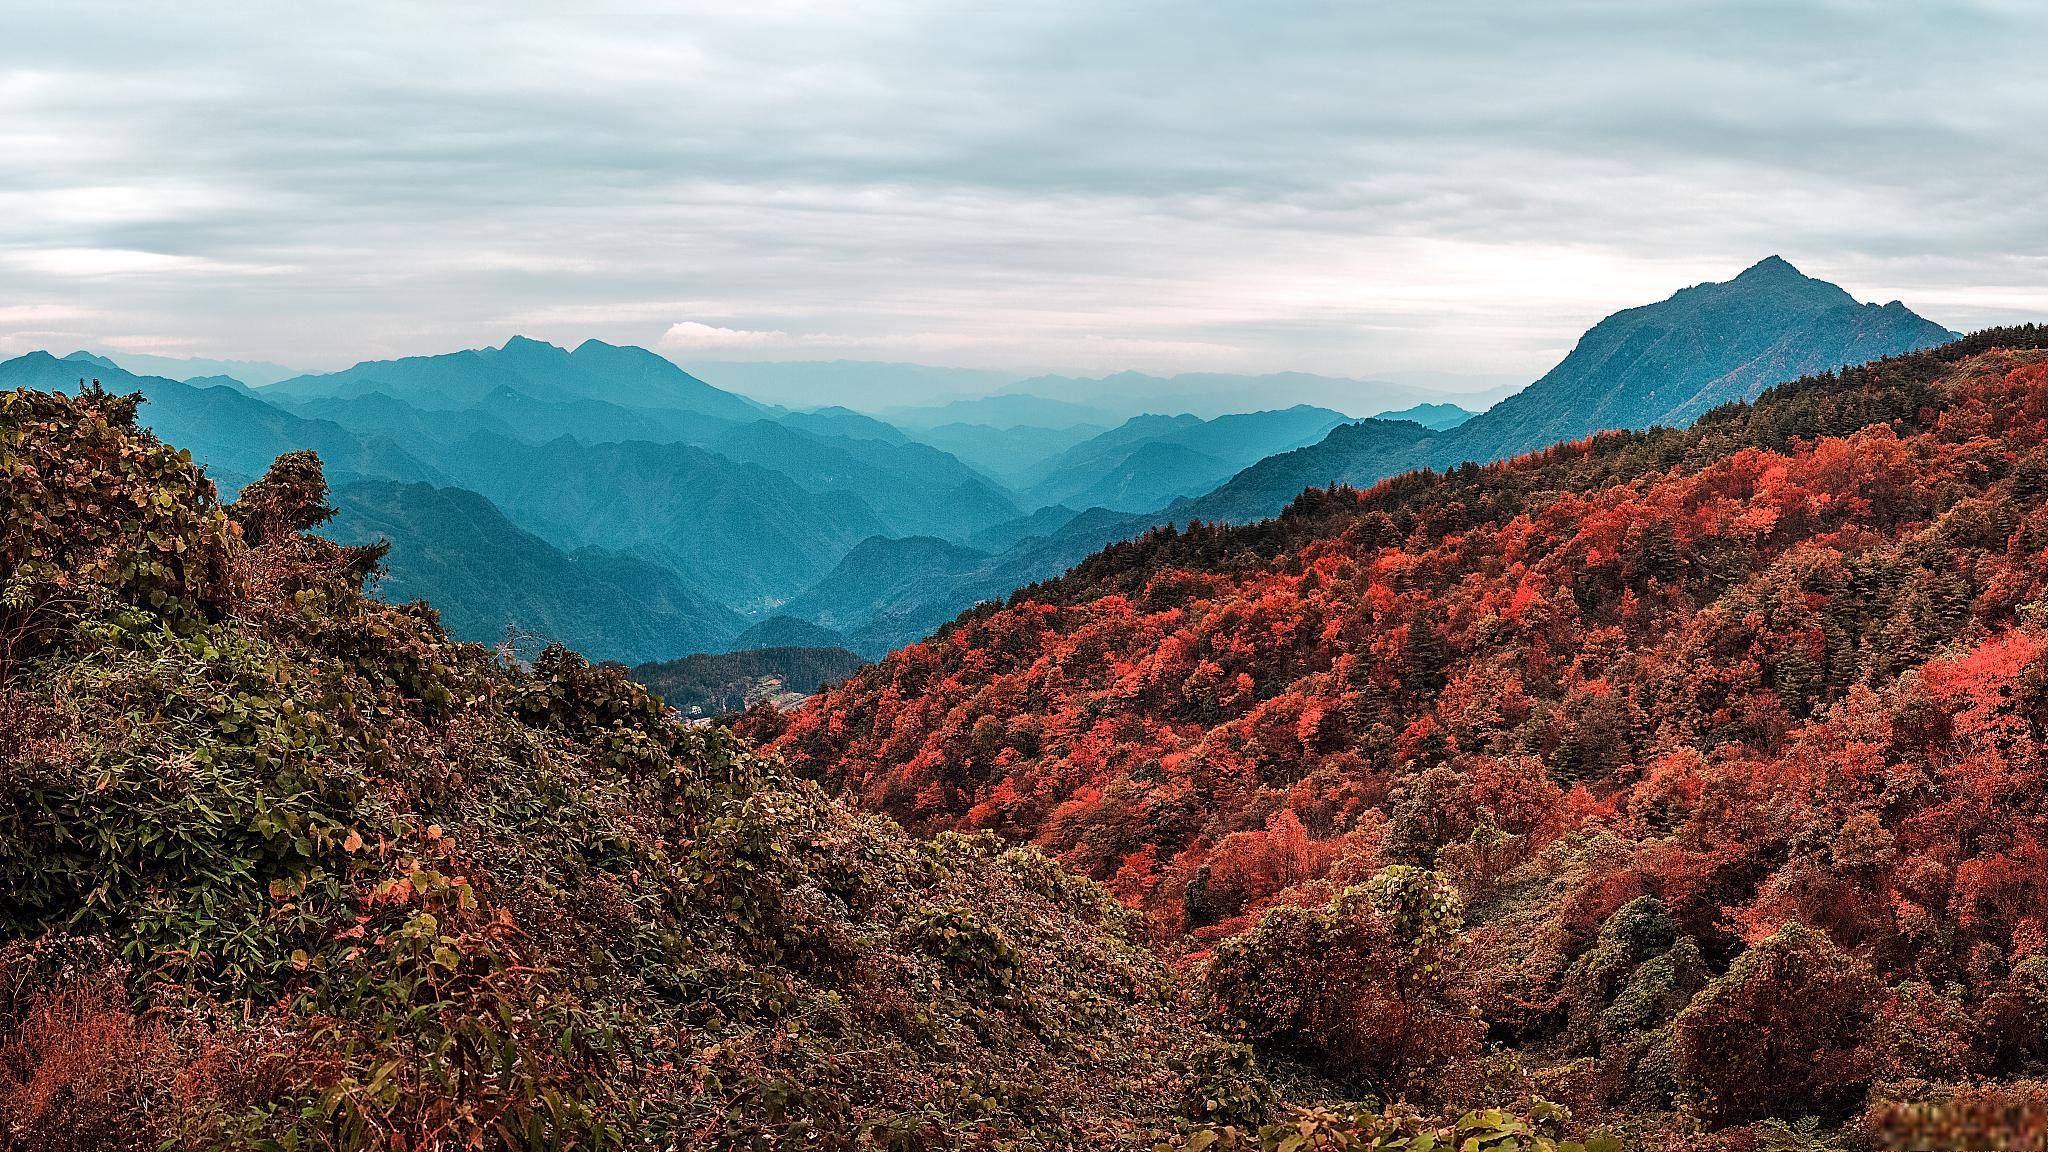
[{"x1": 4, "y1": 1, "x2": 2047, "y2": 383}]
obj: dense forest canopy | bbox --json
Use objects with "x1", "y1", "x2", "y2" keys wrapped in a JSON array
[{"x1": 765, "y1": 328, "x2": 2048, "y2": 1144}]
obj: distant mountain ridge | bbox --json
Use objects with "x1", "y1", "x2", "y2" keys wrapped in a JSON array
[
  {"x1": 1372, "y1": 401, "x2": 1473, "y2": 430},
  {"x1": 996, "y1": 368, "x2": 1505, "y2": 420},
  {"x1": 1444, "y1": 255, "x2": 1955, "y2": 465},
  {"x1": 10, "y1": 259, "x2": 1958, "y2": 668},
  {"x1": 768, "y1": 258, "x2": 1960, "y2": 652},
  {"x1": 104, "y1": 350, "x2": 304, "y2": 387},
  {"x1": 1019, "y1": 405, "x2": 1352, "y2": 512},
  {"x1": 326, "y1": 480, "x2": 744, "y2": 662},
  {"x1": 269, "y1": 335, "x2": 767, "y2": 422},
  {"x1": 1182, "y1": 257, "x2": 1956, "y2": 524}
]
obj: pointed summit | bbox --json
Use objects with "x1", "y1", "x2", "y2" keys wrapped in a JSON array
[
  {"x1": 499, "y1": 334, "x2": 565, "y2": 354},
  {"x1": 1734, "y1": 254, "x2": 1804, "y2": 282}
]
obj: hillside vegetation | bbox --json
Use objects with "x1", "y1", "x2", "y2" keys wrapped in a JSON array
[
  {"x1": 632, "y1": 645, "x2": 867, "y2": 717},
  {"x1": 770, "y1": 328, "x2": 2048, "y2": 1141},
  {"x1": 0, "y1": 384, "x2": 1262, "y2": 1150}
]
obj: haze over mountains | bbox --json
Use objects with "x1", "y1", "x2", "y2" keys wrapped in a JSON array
[{"x1": 0, "y1": 257, "x2": 1954, "y2": 667}]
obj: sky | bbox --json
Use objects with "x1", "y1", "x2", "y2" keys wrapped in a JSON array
[{"x1": 4, "y1": 1, "x2": 2048, "y2": 386}]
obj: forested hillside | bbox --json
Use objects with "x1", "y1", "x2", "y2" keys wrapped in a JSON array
[
  {"x1": 768, "y1": 328, "x2": 2048, "y2": 1141},
  {"x1": 0, "y1": 383, "x2": 1244, "y2": 1149}
]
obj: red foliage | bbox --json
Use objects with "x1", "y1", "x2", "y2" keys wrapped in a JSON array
[
  {"x1": 1672, "y1": 922, "x2": 1884, "y2": 1126},
  {"x1": 777, "y1": 345, "x2": 2048, "y2": 1125}
]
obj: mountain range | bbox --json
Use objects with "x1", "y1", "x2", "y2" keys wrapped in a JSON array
[
  {"x1": 770, "y1": 257, "x2": 1957, "y2": 652},
  {"x1": 0, "y1": 387, "x2": 1247, "y2": 1146},
  {"x1": 0, "y1": 257, "x2": 1955, "y2": 670}
]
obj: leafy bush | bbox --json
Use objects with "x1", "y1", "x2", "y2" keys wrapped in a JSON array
[
  {"x1": 1205, "y1": 867, "x2": 1479, "y2": 1098},
  {"x1": 1672, "y1": 922, "x2": 1884, "y2": 1126}
]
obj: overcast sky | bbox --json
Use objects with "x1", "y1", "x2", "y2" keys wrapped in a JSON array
[{"x1": 4, "y1": 1, "x2": 2047, "y2": 383}]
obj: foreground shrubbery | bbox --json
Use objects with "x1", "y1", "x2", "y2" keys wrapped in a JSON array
[{"x1": 0, "y1": 384, "x2": 1252, "y2": 1149}]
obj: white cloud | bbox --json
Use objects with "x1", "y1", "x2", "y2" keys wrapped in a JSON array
[
  {"x1": 2, "y1": 248, "x2": 284, "y2": 279},
  {"x1": 659, "y1": 321, "x2": 796, "y2": 351}
]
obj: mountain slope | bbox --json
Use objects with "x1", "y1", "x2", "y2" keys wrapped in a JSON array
[
  {"x1": 708, "y1": 420, "x2": 1018, "y2": 539},
  {"x1": 908, "y1": 421, "x2": 1109, "y2": 486},
  {"x1": 431, "y1": 432, "x2": 888, "y2": 608},
  {"x1": 769, "y1": 327, "x2": 2048, "y2": 1134},
  {"x1": 1190, "y1": 258, "x2": 1956, "y2": 525},
  {"x1": 1173, "y1": 416, "x2": 1443, "y2": 524},
  {"x1": 782, "y1": 535, "x2": 995, "y2": 638},
  {"x1": 326, "y1": 480, "x2": 743, "y2": 661},
  {"x1": 776, "y1": 405, "x2": 911, "y2": 444},
  {"x1": 1449, "y1": 256, "x2": 1953, "y2": 465},
  {"x1": 1056, "y1": 441, "x2": 1239, "y2": 513},
  {"x1": 1373, "y1": 401, "x2": 1474, "y2": 430},
  {"x1": 0, "y1": 385, "x2": 1240, "y2": 1147},
  {"x1": 1021, "y1": 407, "x2": 1352, "y2": 511}
]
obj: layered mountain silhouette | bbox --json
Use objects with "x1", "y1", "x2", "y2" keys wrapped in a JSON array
[
  {"x1": 3, "y1": 259, "x2": 1955, "y2": 667},
  {"x1": 778, "y1": 258, "x2": 1957, "y2": 648},
  {"x1": 0, "y1": 352, "x2": 443, "y2": 495},
  {"x1": 1372, "y1": 401, "x2": 1473, "y2": 430},
  {"x1": 268, "y1": 334, "x2": 767, "y2": 421},
  {"x1": 1018, "y1": 405, "x2": 1352, "y2": 513},
  {"x1": 326, "y1": 480, "x2": 744, "y2": 661}
]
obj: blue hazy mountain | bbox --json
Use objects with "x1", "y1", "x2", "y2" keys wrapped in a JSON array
[
  {"x1": 1441, "y1": 255, "x2": 1956, "y2": 466},
  {"x1": 327, "y1": 480, "x2": 743, "y2": 662},
  {"x1": 424, "y1": 431, "x2": 890, "y2": 610},
  {"x1": 682, "y1": 359, "x2": 1015, "y2": 410},
  {"x1": 8, "y1": 259, "x2": 1952, "y2": 667},
  {"x1": 1372, "y1": 401, "x2": 1474, "y2": 430},
  {"x1": 706, "y1": 420, "x2": 1019, "y2": 540},
  {"x1": 994, "y1": 369, "x2": 1457, "y2": 421},
  {"x1": 882, "y1": 393, "x2": 1120, "y2": 430},
  {"x1": 907, "y1": 421, "x2": 1109, "y2": 487},
  {"x1": 0, "y1": 351, "x2": 442, "y2": 495},
  {"x1": 781, "y1": 259, "x2": 1961, "y2": 652},
  {"x1": 778, "y1": 406, "x2": 911, "y2": 445},
  {"x1": 1019, "y1": 405, "x2": 1352, "y2": 512},
  {"x1": 780, "y1": 535, "x2": 994, "y2": 636},
  {"x1": 101, "y1": 351, "x2": 304, "y2": 388},
  {"x1": 267, "y1": 336, "x2": 767, "y2": 422}
]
